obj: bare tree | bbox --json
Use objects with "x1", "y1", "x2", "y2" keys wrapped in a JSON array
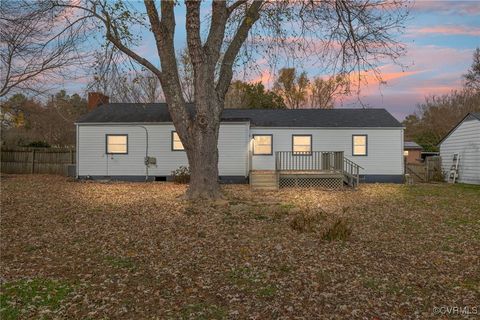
[
  {"x1": 310, "y1": 75, "x2": 349, "y2": 109},
  {"x1": 404, "y1": 89, "x2": 480, "y2": 151},
  {"x1": 225, "y1": 80, "x2": 286, "y2": 109},
  {"x1": 274, "y1": 68, "x2": 310, "y2": 109},
  {"x1": 89, "y1": 66, "x2": 164, "y2": 103},
  {"x1": 0, "y1": 1, "x2": 88, "y2": 97},
  {"x1": 45, "y1": 0, "x2": 408, "y2": 199},
  {"x1": 405, "y1": 49, "x2": 480, "y2": 151},
  {"x1": 463, "y1": 48, "x2": 480, "y2": 91}
]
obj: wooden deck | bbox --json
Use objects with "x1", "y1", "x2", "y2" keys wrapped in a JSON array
[
  {"x1": 250, "y1": 170, "x2": 346, "y2": 190},
  {"x1": 250, "y1": 151, "x2": 363, "y2": 190}
]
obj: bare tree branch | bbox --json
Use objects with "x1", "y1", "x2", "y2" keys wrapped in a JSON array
[
  {"x1": 0, "y1": 1, "x2": 89, "y2": 97},
  {"x1": 216, "y1": 0, "x2": 264, "y2": 97}
]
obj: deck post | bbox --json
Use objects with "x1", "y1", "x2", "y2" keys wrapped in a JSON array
[
  {"x1": 335, "y1": 151, "x2": 344, "y2": 172},
  {"x1": 356, "y1": 166, "x2": 359, "y2": 186},
  {"x1": 275, "y1": 152, "x2": 278, "y2": 171}
]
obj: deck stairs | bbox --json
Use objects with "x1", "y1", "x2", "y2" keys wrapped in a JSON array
[
  {"x1": 343, "y1": 157, "x2": 362, "y2": 187},
  {"x1": 249, "y1": 171, "x2": 279, "y2": 190},
  {"x1": 343, "y1": 171, "x2": 358, "y2": 187}
]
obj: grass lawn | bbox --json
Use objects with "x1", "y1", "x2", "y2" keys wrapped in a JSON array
[{"x1": 1, "y1": 175, "x2": 479, "y2": 319}]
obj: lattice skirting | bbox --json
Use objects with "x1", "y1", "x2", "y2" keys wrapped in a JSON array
[{"x1": 279, "y1": 177, "x2": 343, "y2": 189}]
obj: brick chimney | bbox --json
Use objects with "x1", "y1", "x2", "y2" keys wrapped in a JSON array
[{"x1": 87, "y1": 92, "x2": 109, "y2": 111}]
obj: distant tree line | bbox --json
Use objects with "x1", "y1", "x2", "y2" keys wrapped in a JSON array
[
  {"x1": 224, "y1": 68, "x2": 349, "y2": 110},
  {"x1": 90, "y1": 58, "x2": 349, "y2": 110},
  {"x1": 5, "y1": 48, "x2": 478, "y2": 149},
  {"x1": 403, "y1": 48, "x2": 480, "y2": 151},
  {"x1": 0, "y1": 90, "x2": 87, "y2": 147},
  {"x1": 0, "y1": 66, "x2": 348, "y2": 147}
]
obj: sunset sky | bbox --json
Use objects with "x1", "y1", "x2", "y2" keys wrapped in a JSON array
[
  {"x1": 335, "y1": 0, "x2": 480, "y2": 119},
  {"x1": 67, "y1": 1, "x2": 480, "y2": 121}
]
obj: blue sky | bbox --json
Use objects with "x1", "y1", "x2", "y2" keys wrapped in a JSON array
[{"x1": 67, "y1": 0, "x2": 480, "y2": 121}]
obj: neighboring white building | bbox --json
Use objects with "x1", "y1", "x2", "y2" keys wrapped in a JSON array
[
  {"x1": 76, "y1": 103, "x2": 405, "y2": 185},
  {"x1": 438, "y1": 112, "x2": 480, "y2": 185}
]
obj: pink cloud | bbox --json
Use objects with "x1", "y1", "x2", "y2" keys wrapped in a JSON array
[
  {"x1": 352, "y1": 68, "x2": 424, "y2": 85},
  {"x1": 250, "y1": 69, "x2": 274, "y2": 85},
  {"x1": 398, "y1": 45, "x2": 473, "y2": 73},
  {"x1": 412, "y1": 1, "x2": 480, "y2": 16},
  {"x1": 413, "y1": 85, "x2": 458, "y2": 97},
  {"x1": 411, "y1": 26, "x2": 480, "y2": 36}
]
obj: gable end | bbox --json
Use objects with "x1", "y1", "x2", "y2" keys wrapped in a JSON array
[{"x1": 438, "y1": 113, "x2": 480, "y2": 146}]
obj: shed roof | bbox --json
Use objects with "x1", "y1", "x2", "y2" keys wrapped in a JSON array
[
  {"x1": 77, "y1": 103, "x2": 403, "y2": 128},
  {"x1": 404, "y1": 141, "x2": 423, "y2": 150}
]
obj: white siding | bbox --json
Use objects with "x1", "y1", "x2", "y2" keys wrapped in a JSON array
[
  {"x1": 250, "y1": 128, "x2": 404, "y2": 175},
  {"x1": 439, "y1": 118, "x2": 480, "y2": 184},
  {"x1": 77, "y1": 123, "x2": 249, "y2": 177}
]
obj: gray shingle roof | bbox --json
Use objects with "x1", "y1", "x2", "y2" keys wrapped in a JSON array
[
  {"x1": 404, "y1": 141, "x2": 422, "y2": 149},
  {"x1": 77, "y1": 103, "x2": 403, "y2": 128}
]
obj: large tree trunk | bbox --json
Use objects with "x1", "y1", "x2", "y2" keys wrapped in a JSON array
[
  {"x1": 181, "y1": 80, "x2": 223, "y2": 200},
  {"x1": 106, "y1": 0, "x2": 263, "y2": 200},
  {"x1": 185, "y1": 123, "x2": 221, "y2": 199}
]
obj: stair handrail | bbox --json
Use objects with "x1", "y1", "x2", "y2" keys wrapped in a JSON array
[{"x1": 343, "y1": 157, "x2": 363, "y2": 186}]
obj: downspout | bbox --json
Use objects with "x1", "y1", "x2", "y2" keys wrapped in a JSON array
[
  {"x1": 401, "y1": 129, "x2": 404, "y2": 175},
  {"x1": 134, "y1": 125, "x2": 149, "y2": 182},
  {"x1": 247, "y1": 123, "x2": 251, "y2": 177},
  {"x1": 75, "y1": 124, "x2": 79, "y2": 179}
]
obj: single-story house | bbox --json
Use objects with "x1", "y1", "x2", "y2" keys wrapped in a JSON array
[
  {"x1": 76, "y1": 100, "x2": 405, "y2": 187},
  {"x1": 404, "y1": 141, "x2": 423, "y2": 164},
  {"x1": 438, "y1": 112, "x2": 480, "y2": 184}
]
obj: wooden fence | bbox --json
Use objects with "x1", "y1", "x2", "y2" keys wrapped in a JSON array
[
  {"x1": 405, "y1": 156, "x2": 442, "y2": 183},
  {"x1": 1, "y1": 148, "x2": 75, "y2": 176}
]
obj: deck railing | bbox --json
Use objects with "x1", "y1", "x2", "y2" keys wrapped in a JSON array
[
  {"x1": 275, "y1": 151, "x2": 344, "y2": 172},
  {"x1": 343, "y1": 157, "x2": 363, "y2": 186}
]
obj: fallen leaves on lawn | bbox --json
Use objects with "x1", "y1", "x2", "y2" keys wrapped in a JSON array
[{"x1": 1, "y1": 175, "x2": 479, "y2": 319}]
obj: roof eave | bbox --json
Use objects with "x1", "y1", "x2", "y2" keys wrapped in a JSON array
[{"x1": 437, "y1": 112, "x2": 480, "y2": 146}]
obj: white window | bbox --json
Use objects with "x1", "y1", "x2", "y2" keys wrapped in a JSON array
[
  {"x1": 253, "y1": 135, "x2": 272, "y2": 155},
  {"x1": 352, "y1": 135, "x2": 367, "y2": 156},
  {"x1": 404, "y1": 150, "x2": 409, "y2": 156},
  {"x1": 106, "y1": 135, "x2": 128, "y2": 154},
  {"x1": 172, "y1": 131, "x2": 184, "y2": 151},
  {"x1": 292, "y1": 135, "x2": 312, "y2": 154}
]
